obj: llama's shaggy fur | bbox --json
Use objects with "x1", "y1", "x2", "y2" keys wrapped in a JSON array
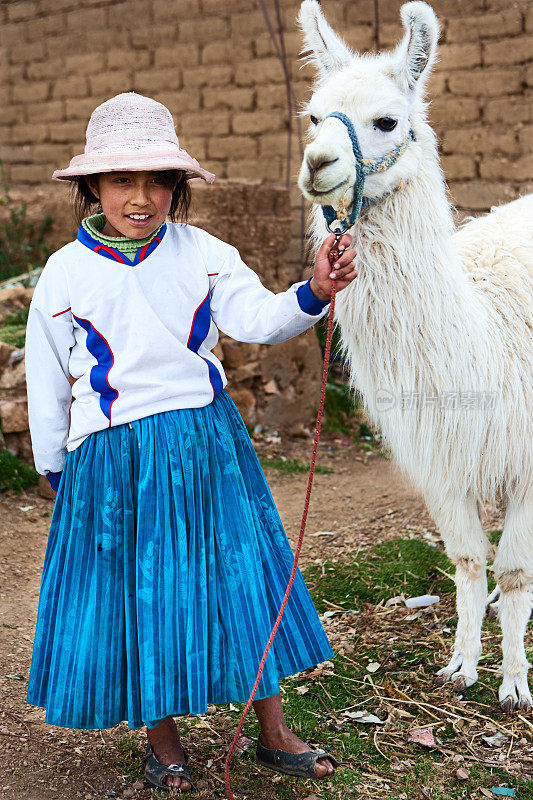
[{"x1": 298, "y1": 0, "x2": 533, "y2": 710}]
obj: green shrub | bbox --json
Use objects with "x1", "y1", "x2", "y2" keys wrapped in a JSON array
[
  {"x1": 0, "y1": 307, "x2": 29, "y2": 348},
  {"x1": 0, "y1": 449, "x2": 39, "y2": 494},
  {"x1": 0, "y1": 161, "x2": 52, "y2": 283}
]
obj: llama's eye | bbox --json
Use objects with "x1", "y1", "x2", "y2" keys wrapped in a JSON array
[
  {"x1": 310, "y1": 114, "x2": 320, "y2": 125},
  {"x1": 375, "y1": 117, "x2": 397, "y2": 132}
]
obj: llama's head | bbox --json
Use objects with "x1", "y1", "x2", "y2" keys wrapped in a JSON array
[{"x1": 298, "y1": 1, "x2": 439, "y2": 216}]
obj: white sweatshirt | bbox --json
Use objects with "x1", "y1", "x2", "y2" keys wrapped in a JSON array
[{"x1": 25, "y1": 222, "x2": 329, "y2": 475}]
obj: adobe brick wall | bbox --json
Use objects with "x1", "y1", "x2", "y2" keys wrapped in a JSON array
[{"x1": 0, "y1": 0, "x2": 531, "y2": 274}]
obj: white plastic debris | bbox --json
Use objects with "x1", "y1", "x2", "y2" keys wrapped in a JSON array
[{"x1": 404, "y1": 594, "x2": 440, "y2": 609}]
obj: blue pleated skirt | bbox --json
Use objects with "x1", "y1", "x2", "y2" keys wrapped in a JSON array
[{"x1": 27, "y1": 391, "x2": 333, "y2": 730}]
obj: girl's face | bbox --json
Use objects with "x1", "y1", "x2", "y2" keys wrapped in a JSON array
[{"x1": 87, "y1": 171, "x2": 176, "y2": 239}]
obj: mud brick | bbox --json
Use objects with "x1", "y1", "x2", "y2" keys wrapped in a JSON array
[
  {"x1": 65, "y1": 97, "x2": 102, "y2": 120},
  {"x1": 235, "y1": 58, "x2": 283, "y2": 86},
  {"x1": 201, "y1": 0, "x2": 249, "y2": 13},
  {"x1": 178, "y1": 16, "x2": 229, "y2": 43},
  {"x1": 518, "y1": 125, "x2": 533, "y2": 151},
  {"x1": 10, "y1": 164, "x2": 50, "y2": 184},
  {"x1": 33, "y1": 144, "x2": 73, "y2": 165},
  {"x1": 438, "y1": 42, "x2": 481, "y2": 70},
  {"x1": 28, "y1": 58, "x2": 65, "y2": 81},
  {"x1": 9, "y1": 39, "x2": 45, "y2": 63},
  {"x1": 9, "y1": 123, "x2": 49, "y2": 144},
  {"x1": 208, "y1": 136, "x2": 257, "y2": 161},
  {"x1": 448, "y1": 68, "x2": 522, "y2": 97},
  {"x1": 107, "y1": 50, "x2": 150, "y2": 71},
  {"x1": 449, "y1": 179, "x2": 518, "y2": 210},
  {"x1": 230, "y1": 9, "x2": 267, "y2": 38},
  {"x1": 480, "y1": 154, "x2": 533, "y2": 181},
  {"x1": 132, "y1": 70, "x2": 182, "y2": 94},
  {"x1": 89, "y1": 71, "x2": 133, "y2": 97},
  {"x1": 256, "y1": 84, "x2": 287, "y2": 110},
  {"x1": 48, "y1": 121, "x2": 85, "y2": 144},
  {"x1": 153, "y1": 90, "x2": 201, "y2": 115},
  {"x1": 6, "y1": 1, "x2": 35, "y2": 21},
  {"x1": 107, "y1": 0, "x2": 152, "y2": 28},
  {"x1": 483, "y1": 36, "x2": 533, "y2": 66},
  {"x1": 153, "y1": 0, "x2": 201, "y2": 18},
  {"x1": 226, "y1": 157, "x2": 283, "y2": 182},
  {"x1": 0, "y1": 145, "x2": 32, "y2": 163},
  {"x1": 203, "y1": 87, "x2": 254, "y2": 111},
  {"x1": 180, "y1": 110, "x2": 230, "y2": 138},
  {"x1": 12, "y1": 80, "x2": 51, "y2": 105},
  {"x1": 53, "y1": 77, "x2": 90, "y2": 100},
  {"x1": 202, "y1": 40, "x2": 251, "y2": 66},
  {"x1": 429, "y1": 96, "x2": 480, "y2": 126},
  {"x1": 441, "y1": 154, "x2": 476, "y2": 180},
  {"x1": 484, "y1": 96, "x2": 532, "y2": 124},
  {"x1": 182, "y1": 65, "x2": 232, "y2": 88},
  {"x1": 446, "y1": 9, "x2": 522, "y2": 42},
  {"x1": 154, "y1": 44, "x2": 200, "y2": 69},
  {"x1": 232, "y1": 111, "x2": 284, "y2": 136},
  {"x1": 442, "y1": 125, "x2": 520, "y2": 157},
  {"x1": 64, "y1": 53, "x2": 100, "y2": 75},
  {"x1": 26, "y1": 100, "x2": 64, "y2": 123},
  {"x1": 66, "y1": 7, "x2": 107, "y2": 30},
  {"x1": 26, "y1": 12, "x2": 67, "y2": 42}
]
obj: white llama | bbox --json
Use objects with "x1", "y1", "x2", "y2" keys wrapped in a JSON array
[{"x1": 297, "y1": 0, "x2": 533, "y2": 711}]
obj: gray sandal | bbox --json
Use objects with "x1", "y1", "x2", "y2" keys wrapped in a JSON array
[
  {"x1": 256, "y1": 738, "x2": 339, "y2": 778},
  {"x1": 143, "y1": 742, "x2": 195, "y2": 791}
]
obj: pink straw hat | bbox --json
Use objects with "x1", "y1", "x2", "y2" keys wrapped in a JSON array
[{"x1": 52, "y1": 92, "x2": 215, "y2": 183}]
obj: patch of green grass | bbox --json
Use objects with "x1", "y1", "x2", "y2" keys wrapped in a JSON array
[
  {"x1": 197, "y1": 539, "x2": 530, "y2": 799},
  {"x1": 305, "y1": 538, "x2": 456, "y2": 611},
  {"x1": 0, "y1": 448, "x2": 39, "y2": 493},
  {"x1": 105, "y1": 732, "x2": 145, "y2": 784},
  {"x1": 259, "y1": 456, "x2": 333, "y2": 475},
  {"x1": 488, "y1": 528, "x2": 503, "y2": 546},
  {"x1": 323, "y1": 379, "x2": 358, "y2": 435},
  {"x1": 0, "y1": 306, "x2": 29, "y2": 348}
]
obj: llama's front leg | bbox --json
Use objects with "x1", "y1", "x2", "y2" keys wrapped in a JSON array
[
  {"x1": 425, "y1": 492, "x2": 490, "y2": 691},
  {"x1": 493, "y1": 495, "x2": 533, "y2": 713},
  {"x1": 435, "y1": 556, "x2": 488, "y2": 690}
]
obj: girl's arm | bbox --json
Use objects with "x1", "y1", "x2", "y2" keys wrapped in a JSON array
[
  {"x1": 25, "y1": 257, "x2": 75, "y2": 477},
  {"x1": 209, "y1": 236, "x2": 356, "y2": 344}
]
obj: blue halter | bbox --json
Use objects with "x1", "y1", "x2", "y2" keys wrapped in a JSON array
[{"x1": 321, "y1": 111, "x2": 416, "y2": 235}]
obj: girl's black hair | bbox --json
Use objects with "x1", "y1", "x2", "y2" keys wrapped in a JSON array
[{"x1": 69, "y1": 170, "x2": 192, "y2": 227}]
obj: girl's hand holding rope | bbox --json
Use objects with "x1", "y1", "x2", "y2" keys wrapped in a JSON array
[{"x1": 310, "y1": 233, "x2": 357, "y2": 302}]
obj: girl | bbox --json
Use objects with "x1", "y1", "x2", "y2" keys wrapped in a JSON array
[{"x1": 24, "y1": 92, "x2": 357, "y2": 793}]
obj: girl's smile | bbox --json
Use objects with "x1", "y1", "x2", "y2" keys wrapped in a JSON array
[{"x1": 87, "y1": 171, "x2": 176, "y2": 239}]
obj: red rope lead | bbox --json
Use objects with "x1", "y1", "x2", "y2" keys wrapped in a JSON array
[{"x1": 224, "y1": 255, "x2": 339, "y2": 799}]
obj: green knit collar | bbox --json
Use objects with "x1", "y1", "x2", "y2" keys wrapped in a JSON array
[{"x1": 82, "y1": 213, "x2": 165, "y2": 260}]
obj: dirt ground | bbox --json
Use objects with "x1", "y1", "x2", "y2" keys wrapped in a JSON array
[{"x1": 0, "y1": 432, "x2": 504, "y2": 800}]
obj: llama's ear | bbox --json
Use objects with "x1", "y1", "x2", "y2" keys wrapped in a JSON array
[
  {"x1": 394, "y1": 2, "x2": 439, "y2": 93},
  {"x1": 299, "y1": 0, "x2": 354, "y2": 79}
]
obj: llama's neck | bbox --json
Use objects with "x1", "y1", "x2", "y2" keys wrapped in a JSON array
[{"x1": 330, "y1": 134, "x2": 490, "y2": 402}]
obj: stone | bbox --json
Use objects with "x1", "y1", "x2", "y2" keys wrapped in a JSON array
[
  {"x1": 0, "y1": 359, "x2": 26, "y2": 390},
  {"x1": 0, "y1": 342, "x2": 16, "y2": 367},
  {"x1": 38, "y1": 474, "x2": 57, "y2": 500},
  {"x1": 0, "y1": 399, "x2": 28, "y2": 432}
]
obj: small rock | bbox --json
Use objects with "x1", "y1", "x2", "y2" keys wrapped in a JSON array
[
  {"x1": 455, "y1": 767, "x2": 470, "y2": 781},
  {"x1": 131, "y1": 781, "x2": 144, "y2": 790}
]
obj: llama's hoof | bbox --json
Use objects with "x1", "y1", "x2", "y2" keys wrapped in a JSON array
[
  {"x1": 436, "y1": 658, "x2": 477, "y2": 692},
  {"x1": 452, "y1": 675, "x2": 469, "y2": 693},
  {"x1": 500, "y1": 696, "x2": 515, "y2": 715},
  {"x1": 499, "y1": 676, "x2": 533, "y2": 714}
]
